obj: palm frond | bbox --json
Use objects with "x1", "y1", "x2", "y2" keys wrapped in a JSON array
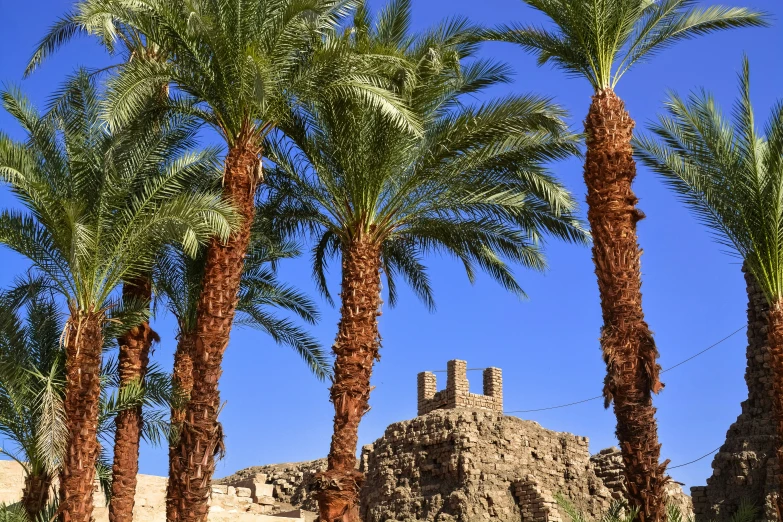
[
  {"x1": 635, "y1": 57, "x2": 783, "y2": 302},
  {"x1": 484, "y1": 0, "x2": 769, "y2": 90},
  {"x1": 0, "y1": 71, "x2": 239, "y2": 313},
  {"x1": 265, "y1": 5, "x2": 585, "y2": 306}
]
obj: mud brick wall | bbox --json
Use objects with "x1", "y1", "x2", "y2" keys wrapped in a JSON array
[
  {"x1": 417, "y1": 360, "x2": 503, "y2": 416},
  {"x1": 691, "y1": 268, "x2": 779, "y2": 522},
  {"x1": 514, "y1": 475, "x2": 563, "y2": 522},
  {"x1": 360, "y1": 408, "x2": 614, "y2": 522}
]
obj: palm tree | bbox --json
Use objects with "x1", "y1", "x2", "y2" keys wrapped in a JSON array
[
  {"x1": 634, "y1": 57, "x2": 783, "y2": 514},
  {"x1": 97, "y1": 106, "x2": 221, "y2": 522},
  {"x1": 0, "y1": 278, "x2": 177, "y2": 522},
  {"x1": 26, "y1": 13, "x2": 180, "y2": 521},
  {"x1": 57, "y1": 2, "x2": 417, "y2": 519},
  {"x1": 484, "y1": 2, "x2": 767, "y2": 518},
  {"x1": 25, "y1": 0, "x2": 168, "y2": 77},
  {"x1": 265, "y1": 3, "x2": 587, "y2": 519},
  {"x1": 0, "y1": 73, "x2": 236, "y2": 522},
  {"x1": 154, "y1": 216, "x2": 329, "y2": 521},
  {"x1": 0, "y1": 289, "x2": 66, "y2": 521}
]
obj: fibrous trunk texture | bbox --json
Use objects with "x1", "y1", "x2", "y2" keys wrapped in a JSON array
[
  {"x1": 177, "y1": 144, "x2": 260, "y2": 522},
  {"x1": 316, "y1": 238, "x2": 382, "y2": 522},
  {"x1": 60, "y1": 310, "x2": 104, "y2": 522},
  {"x1": 767, "y1": 301, "x2": 783, "y2": 516},
  {"x1": 166, "y1": 331, "x2": 196, "y2": 522},
  {"x1": 22, "y1": 472, "x2": 52, "y2": 521},
  {"x1": 584, "y1": 88, "x2": 667, "y2": 522},
  {"x1": 110, "y1": 278, "x2": 158, "y2": 522}
]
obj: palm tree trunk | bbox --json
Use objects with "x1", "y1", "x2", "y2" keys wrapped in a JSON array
[
  {"x1": 110, "y1": 278, "x2": 158, "y2": 522},
  {"x1": 316, "y1": 238, "x2": 382, "y2": 522},
  {"x1": 177, "y1": 143, "x2": 260, "y2": 522},
  {"x1": 60, "y1": 310, "x2": 104, "y2": 522},
  {"x1": 166, "y1": 331, "x2": 196, "y2": 522},
  {"x1": 767, "y1": 300, "x2": 783, "y2": 515},
  {"x1": 21, "y1": 471, "x2": 52, "y2": 521},
  {"x1": 584, "y1": 88, "x2": 667, "y2": 522}
]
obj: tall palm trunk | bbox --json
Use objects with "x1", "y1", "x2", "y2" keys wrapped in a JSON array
[
  {"x1": 316, "y1": 237, "x2": 382, "y2": 522},
  {"x1": 166, "y1": 331, "x2": 196, "y2": 522},
  {"x1": 585, "y1": 88, "x2": 667, "y2": 522},
  {"x1": 767, "y1": 300, "x2": 783, "y2": 515},
  {"x1": 177, "y1": 143, "x2": 259, "y2": 522},
  {"x1": 110, "y1": 278, "x2": 158, "y2": 522},
  {"x1": 21, "y1": 471, "x2": 53, "y2": 521},
  {"x1": 60, "y1": 310, "x2": 104, "y2": 522}
]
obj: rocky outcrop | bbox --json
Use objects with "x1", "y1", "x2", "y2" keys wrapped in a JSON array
[{"x1": 691, "y1": 268, "x2": 779, "y2": 522}]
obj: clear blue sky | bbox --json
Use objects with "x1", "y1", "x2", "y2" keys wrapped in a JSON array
[{"x1": 1, "y1": 0, "x2": 781, "y2": 493}]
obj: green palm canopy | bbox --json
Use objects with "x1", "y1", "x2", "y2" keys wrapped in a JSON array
[
  {"x1": 635, "y1": 58, "x2": 783, "y2": 303},
  {"x1": 0, "y1": 72, "x2": 236, "y2": 522},
  {"x1": 0, "y1": 73, "x2": 236, "y2": 312},
  {"x1": 42, "y1": 0, "x2": 417, "y2": 144},
  {"x1": 264, "y1": 1, "x2": 588, "y2": 518},
  {"x1": 269, "y1": 9, "x2": 587, "y2": 307},
  {"x1": 634, "y1": 56, "x2": 783, "y2": 517},
  {"x1": 486, "y1": 0, "x2": 768, "y2": 92}
]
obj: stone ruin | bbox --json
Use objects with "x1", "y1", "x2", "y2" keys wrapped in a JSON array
[
  {"x1": 0, "y1": 460, "x2": 306, "y2": 522},
  {"x1": 357, "y1": 359, "x2": 691, "y2": 522},
  {"x1": 216, "y1": 460, "x2": 327, "y2": 518},
  {"x1": 0, "y1": 358, "x2": 697, "y2": 522},
  {"x1": 213, "y1": 359, "x2": 692, "y2": 521},
  {"x1": 691, "y1": 268, "x2": 780, "y2": 521},
  {"x1": 417, "y1": 360, "x2": 503, "y2": 415}
]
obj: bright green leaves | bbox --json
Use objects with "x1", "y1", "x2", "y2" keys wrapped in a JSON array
[
  {"x1": 264, "y1": 0, "x2": 588, "y2": 309},
  {"x1": 486, "y1": 0, "x2": 768, "y2": 91},
  {"x1": 635, "y1": 57, "x2": 783, "y2": 303},
  {"x1": 0, "y1": 72, "x2": 237, "y2": 312}
]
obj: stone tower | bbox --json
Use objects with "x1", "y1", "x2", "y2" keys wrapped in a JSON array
[
  {"x1": 692, "y1": 267, "x2": 779, "y2": 521},
  {"x1": 362, "y1": 359, "x2": 618, "y2": 522},
  {"x1": 417, "y1": 359, "x2": 503, "y2": 416}
]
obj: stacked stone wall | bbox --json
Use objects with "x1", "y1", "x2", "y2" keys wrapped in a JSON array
[
  {"x1": 514, "y1": 475, "x2": 563, "y2": 522},
  {"x1": 417, "y1": 360, "x2": 503, "y2": 416},
  {"x1": 590, "y1": 447, "x2": 692, "y2": 514},
  {"x1": 216, "y1": 459, "x2": 326, "y2": 513},
  {"x1": 691, "y1": 268, "x2": 779, "y2": 521},
  {"x1": 360, "y1": 409, "x2": 614, "y2": 522}
]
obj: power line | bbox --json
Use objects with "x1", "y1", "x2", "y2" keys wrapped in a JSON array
[
  {"x1": 505, "y1": 395, "x2": 603, "y2": 414},
  {"x1": 669, "y1": 446, "x2": 722, "y2": 469},
  {"x1": 661, "y1": 325, "x2": 747, "y2": 374},
  {"x1": 503, "y1": 325, "x2": 747, "y2": 414},
  {"x1": 430, "y1": 368, "x2": 486, "y2": 373}
]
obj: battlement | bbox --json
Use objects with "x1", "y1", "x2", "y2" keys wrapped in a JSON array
[{"x1": 417, "y1": 359, "x2": 503, "y2": 416}]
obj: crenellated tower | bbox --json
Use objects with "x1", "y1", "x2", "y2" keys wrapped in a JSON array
[{"x1": 416, "y1": 359, "x2": 503, "y2": 416}]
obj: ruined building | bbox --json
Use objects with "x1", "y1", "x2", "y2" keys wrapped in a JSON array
[
  {"x1": 0, "y1": 359, "x2": 694, "y2": 521},
  {"x1": 691, "y1": 269, "x2": 780, "y2": 521},
  {"x1": 358, "y1": 359, "x2": 691, "y2": 522}
]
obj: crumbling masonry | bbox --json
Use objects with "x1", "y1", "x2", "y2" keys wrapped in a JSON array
[
  {"x1": 417, "y1": 360, "x2": 503, "y2": 415},
  {"x1": 359, "y1": 359, "x2": 691, "y2": 522},
  {"x1": 0, "y1": 359, "x2": 695, "y2": 522},
  {"x1": 691, "y1": 268, "x2": 780, "y2": 521}
]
